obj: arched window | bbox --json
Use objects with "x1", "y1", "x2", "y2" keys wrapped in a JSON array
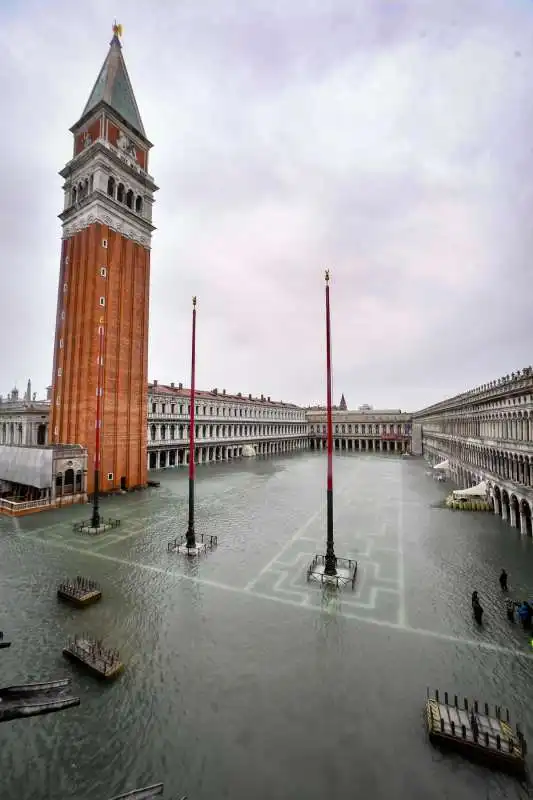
[
  {"x1": 72, "y1": 186, "x2": 77, "y2": 205},
  {"x1": 161, "y1": 425, "x2": 166, "y2": 440},
  {"x1": 126, "y1": 189, "x2": 134, "y2": 209},
  {"x1": 107, "y1": 177, "x2": 115, "y2": 197},
  {"x1": 89, "y1": 174, "x2": 94, "y2": 193},
  {"x1": 37, "y1": 424, "x2": 46, "y2": 445},
  {"x1": 150, "y1": 424, "x2": 156, "y2": 441},
  {"x1": 117, "y1": 183, "x2": 125, "y2": 203},
  {"x1": 135, "y1": 195, "x2": 143, "y2": 213},
  {"x1": 64, "y1": 468, "x2": 74, "y2": 493},
  {"x1": 170, "y1": 425, "x2": 175, "y2": 439}
]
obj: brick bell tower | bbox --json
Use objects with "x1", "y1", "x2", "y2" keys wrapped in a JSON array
[{"x1": 51, "y1": 24, "x2": 158, "y2": 494}]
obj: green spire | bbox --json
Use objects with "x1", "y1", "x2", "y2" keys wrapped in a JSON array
[{"x1": 80, "y1": 24, "x2": 146, "y2": 138}]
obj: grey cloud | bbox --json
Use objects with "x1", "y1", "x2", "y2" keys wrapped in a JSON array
[{"x1": 1, "y1": 0, "x2": 532, "y2": 410}]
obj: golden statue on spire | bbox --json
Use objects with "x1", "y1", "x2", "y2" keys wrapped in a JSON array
[
  {"x1": 112, "y1": 21, "x2": 123, "y2": 38},
  {"x1": 192, "y1": 296, "x2": 197, "y2": 307},
  {"x1": 325, "y1": 269, "x2": 330, "y2": 283}
]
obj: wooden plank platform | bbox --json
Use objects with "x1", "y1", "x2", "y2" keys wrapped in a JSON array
[
  {"x1": 425, "y1": 691, "x2": 526, "y2": 778},
  {"x1": 63, "y1": 637, "x2": 124, "y2": 680},
  {"x1": 57, "y1": 577, "x2": 102, "y2": 608}
]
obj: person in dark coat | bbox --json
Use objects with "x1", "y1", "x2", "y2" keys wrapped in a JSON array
[
  {"x1": 499, "y1": 569, "x2": 508, "y2": 592},
  {"x1": 472, "y1": 590, "x2": 479, "y2": 606},
  {"x1": 473, "y1": 598, "x2": 484, "y2": 625}
]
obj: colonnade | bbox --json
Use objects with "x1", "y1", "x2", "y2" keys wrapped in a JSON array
[
  {"x1": 148, "y1": 437, "x2": 308, "y2": 470},
  {"x1": 309, "y1": 436, "x2": 409, "y2": 453}
]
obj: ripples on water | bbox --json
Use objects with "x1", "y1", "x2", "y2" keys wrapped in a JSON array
[{"x1": 1, "y1": 454, "x2": 533, "y2": 799}]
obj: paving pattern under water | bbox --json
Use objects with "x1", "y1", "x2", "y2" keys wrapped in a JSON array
[{"x1": 1, "y1": 452, "x2": 533, "y2": 800}]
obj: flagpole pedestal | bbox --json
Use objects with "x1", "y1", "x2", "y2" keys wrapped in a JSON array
[
  {"x1": 167, "y1": 532, "x2": 218, "y2": 557},
  {"x1": 307, "y1": 554, "x2": 358, "y2": 589}
]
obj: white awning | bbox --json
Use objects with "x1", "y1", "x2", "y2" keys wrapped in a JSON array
[
  {"x1": 452, "y1": 480, "x2": 488, "y2": 499},
  {"x1": 433, "y1": 460, "x2": 449, "y2": 471},
  {"x1": 0, "y1": 446, "x2": 53, "y2": 489}
]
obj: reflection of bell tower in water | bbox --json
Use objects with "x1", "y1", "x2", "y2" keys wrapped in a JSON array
[{"x1": 51, "y1": 24, "x2": 158, "y2": 494}]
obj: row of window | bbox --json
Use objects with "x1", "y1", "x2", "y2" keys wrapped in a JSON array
[
  {"x1": 310, "y1": 423, "x2": 409, "y2": 435},
  {"x1": 69, "y1": 175, "x2": 144, "y2": 217},
  {"x1": 107, "y1": 177, "x2": 143, "y2": 214},
  {"x1": 150, "y1": 423, "x2": 305, "y2": 441},
  {"x1": 149, "y1": 401, "x2": 303, "y2": 420}
]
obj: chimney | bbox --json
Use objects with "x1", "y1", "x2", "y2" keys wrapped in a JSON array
[
  {"x1": 153, "y1": 379, "x2": 158, "y2": 387},
  {"x1": 237, "y1": 392, "x2": 242, "y2": 397},
  {"x1": 223, "y1": 389, "x2": 226, "y2": 395},
  {"x1": 213, "y1": 388, "x2": 218, "y2": 395},
  {"x1": 267, "y1": 396, "x2": 271, "y2": 402},
  {"x1": 178, "y1": 382, "x2": 183, "y2": 390},
  {"x1": 261, "y1": 394, "x2": 264, "y2": 401},
  {"x1": 170, "y1": 382, "x2": 175, "y2": 388},
  {"x1": 248, "y1": 393, "x2": 252, "y2": 400}
]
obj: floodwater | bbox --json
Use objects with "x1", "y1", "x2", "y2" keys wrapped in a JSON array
[{"x1": 1, "y1": 452, "x2": 533, "y2": 800}]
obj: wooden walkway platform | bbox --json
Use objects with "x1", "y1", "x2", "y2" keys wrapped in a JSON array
[
  {"x1": 425, "y1": 689, "x2": 527, "y2": 778},
  {"x1": 57, "y1": 576, "x2": 102, "y2": 608},
  {"x1": 63, "y1": 636, "x2": 124, "y2": 680}
]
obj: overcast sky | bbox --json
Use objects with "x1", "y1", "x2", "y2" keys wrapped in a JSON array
[{"x1": 1, "y1": 0, "x2": 531, "y2": 411}]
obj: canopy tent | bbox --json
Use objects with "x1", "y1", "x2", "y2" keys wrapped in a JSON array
[
  {"x1": 452, "y1": 480, "x2": 488, "y2": 500},
  {"x1": 433, "y1": 460, "x2": 449, "y2": 471}
]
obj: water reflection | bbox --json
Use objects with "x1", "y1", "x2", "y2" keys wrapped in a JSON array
[{"x1": 1, "y1": 453, "x2": 533, "y2": 799}]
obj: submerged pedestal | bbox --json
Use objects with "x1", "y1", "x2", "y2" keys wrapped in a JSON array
[
  {"x1": 73, "y1": 518, "x2": 121, "y2": 535},
  {"x1": 167, "y1": 532, "x2": 218, "y2": 557},
  {"x1": 307, "y1": 554, "x2": 358, "y2": 590}
]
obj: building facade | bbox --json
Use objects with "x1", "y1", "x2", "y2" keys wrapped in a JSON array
[
  {"x1": 413, "y1": 367, "x2": 533, "y2": 535},
  {"x1": 51, "y1": 25, "x2": 157, "y2": 495},
  {"x1": 147, "y1": 382, "x2": 308, "y2": 469},
  {"x1": 0, "y1": 392, "x2": 49, "y2": 448},
  {"x1": 306, "y1": 407, "x2": 412, "y2": 453}
]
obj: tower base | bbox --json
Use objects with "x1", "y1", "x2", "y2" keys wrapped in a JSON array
[
  {"x1": 167, "y1": 532, "x2": 218, "y2": 557},
  {"x1": 73, "y1": 519, "x2": 121, "y2": 535},
  {"x1": 307, "y1": 554, "x2": 358, "y2": 590}
]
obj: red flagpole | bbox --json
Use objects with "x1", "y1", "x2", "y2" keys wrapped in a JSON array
[
  {"x1": 324, "y1": 269, "x2": 336, "y2": 575},
  {"x1": 91, "y1": 323, "x2": 104, "y2": 528},
  {"x1": 186, "y1": 296, "x2": 197, "y2": 547}
]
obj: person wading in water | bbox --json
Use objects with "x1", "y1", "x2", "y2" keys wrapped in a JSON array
[
  {"x1": 499, "y1": 569, "x2": 508, "y2": 592},
  {"x1": 471, "y1": 591, "x2": 484, "y2": 624}
]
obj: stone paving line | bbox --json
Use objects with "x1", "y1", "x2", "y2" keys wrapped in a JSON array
[{"x1": 8, "y1": 525, "x2": 533, "y2": 663}]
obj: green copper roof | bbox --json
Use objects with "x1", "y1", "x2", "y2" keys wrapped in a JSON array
[{"x1": 81, "y1": 33, "x2": 146, "y2": 138}]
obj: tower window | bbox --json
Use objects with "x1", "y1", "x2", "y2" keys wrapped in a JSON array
[
  {"x1": 59, "y1": 339, "x2": 64, "y2": 349},
  {"x1": 100, "y1": 267, "x2": 107, "y2": 278},
  {"x1": 135, "y1": 196, "x2": 143, "y2": 213},
  {"x1": 102, "y1": 239, "x2": 108, "y2": 249},
  {"x1": 56, "y1": 396, "x2": 60, "y2": 405},
  {"x1": 117, "y1": 183, "x2": 125, "y2": 203},
  {"x1": 126, "y1": 189, "x2": 134, "y2": 209},
  {"x1": 107, "y1": 473, "x2": 114, "y2": 481},
  {"x1": 63, "y1": 283, "x2": 68, "y2": 292},
  {"x1": 57, "y1": 368, "x2": 62, "y2": 377},
  {"x1": 99, "y1": 297, "x2": 105, "y2": 306},
  {"x1": 61, "y1": 311, "x2": 65, "y2": 319}
]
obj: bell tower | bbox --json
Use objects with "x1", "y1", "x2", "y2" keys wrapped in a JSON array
[{"x1": 51, "y1": 24, "x2": 158, "y2": 494}]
